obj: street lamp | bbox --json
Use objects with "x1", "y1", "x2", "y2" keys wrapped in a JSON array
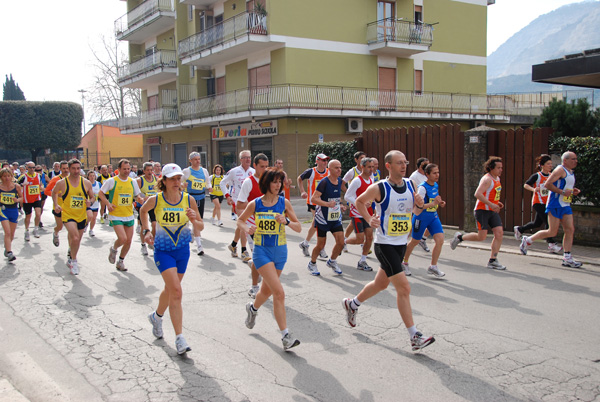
[{"x1": 78, "y1": 89, "x2": 87, "y2": 134}]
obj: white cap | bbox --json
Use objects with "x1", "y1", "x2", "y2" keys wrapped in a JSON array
[
  {"x1": 316, "y1": 153, "x2": 329, "y2": 161},
  {"x1": 161, "y1": 163, "x2": 183, "y2": 178}
]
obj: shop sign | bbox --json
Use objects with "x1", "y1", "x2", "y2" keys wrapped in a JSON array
[
  {"x1": 212, "y1": 120, "x2": 278, "y2": 140},
  {"x1": 147, "y1": 136, "x2": 162, "y2": 145}
]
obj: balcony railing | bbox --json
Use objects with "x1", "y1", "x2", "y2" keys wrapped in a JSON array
[
  {"x1": 179, "y1": 84, "x2": 552, "y2": 121},
  {"x1": 119, "y1": 107, "x2": 178, "y2": 130},
  {"x1": 118, "y1": 50, "x2": 177, "y2": 82},
  {"x1": 115, "y1": 0, "x2": 174, "y2": 37},
  {"x1": 367, "y1": 19, "x2": 433, "y2": 46},
  {"x1": 179, "y1": 11, "x2": 267, "y2": 58}
]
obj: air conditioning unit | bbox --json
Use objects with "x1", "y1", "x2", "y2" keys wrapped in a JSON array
[{"x1": 346, "y1": 118, "x2": 363, "y2": 133}]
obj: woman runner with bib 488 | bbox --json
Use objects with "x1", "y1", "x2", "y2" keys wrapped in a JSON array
[
  {"x1": 238, "y1": 167, "x2": 303, "y2": 351},
  {"x1": 141, "y1": 164, "x2": 204, "y2": 355}
]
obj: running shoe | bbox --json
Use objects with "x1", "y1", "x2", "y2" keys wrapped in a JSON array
[
  {"x1": 513, "y1": 226, "x2": 522, "y2": 241},
  {"x1": 282, "y1": 333, "x2": 300, "y2": 350},
  {"x1": 411, "y1": 332, "x2": 435, "y2": 351},
  {"x1": 136, "y1": 225, "x2": 141, "y2": 234},
  {"x1": 427, "y1": 265, "x2": 445, "y2": 278},
  {"x1": 318, "y1": 249, "x2": 329, "y2": 260},
  {"x1": 327, "y1": 259, "x2": 342, "y2": 275},
  {"x1": 343, "y1": 243, "x2": 348, "y2": 253},
  {"x1": 520, "y1": 236, "x2": 530, "y2": 255},
  {"x1": 307, "y1": 261, "x2": 320, "y2": 276},
  {"x1": 299, "y1": 241, "x2": 310, "y2": 257},
  {"x1": 211, "y1": 218, "x2": 216, "y2": 225},
  {"x1": 248, "y1": 286, "x2": 259, "y2": 299},
  {"x1": 241, "y1": 250, "x2": 251, "y2": 262},
  {"x1": 562, "y1": 257, "x2": 583, "y2": 268},
  {"x1": 487, "y1": 260, "x2": 506, "y2": 270},
  {"x1": 70, "y1": 260, "x2": 80, "y2": 275},
  {"x1": 228, "y1": 244, "x2": 238, "y2": 258},
  {"x1": 116, "y1": 260, "x2": 127, "y2": 272},
  {"x1": 141, "y1": 244, "x2": 149, "y2": 256},
  {"x1": 231, "y1": 213, "x2": 237, "y2": 221},
  {"x1": 450, "y1": 232, "x2": 461, "y2": 250},
  {"x1": 108, "y1": 247, "x2": 118, "y2": 264},
  {"x1": 402, "y1": 262, "x2": 412, "y2": 277},
  {"x1": 418, "y1": 238, "x2": 430, "y2": 252},
  {"x1": 148, "y1": 312, "x2": 163, "y2": 339},
  {"x1": 245, "y1": 302, "x2": 258, "y2": 329},
  {"x1": 175, "y1": 335, "x2": 191, "y2": 355},
  {"x1": 53, "y1": 232, "x2": 60, "y2": 247},
  {"x1": 548, "y1": 243, "x2": 562, "y2": 254},
  {"x1": 103, "y1": 213, "x2": 108, "y2": 221},
  {"x1": 89, "y1": 229, "x2": 95, "y2": 237},
  {"x1": 100, "y1": 217, "x2": 105, "y2": 224},
  {"x1": 197, "y1": 244, "x2": 204, "y2": 256},
  {"x1": 5, "y1": 251, "x2": 16, "y2": 262},
  {"x1": 342, "y1": 298, "x2": 357, "y2": 327},
  {"x1": 218, "y1": 220, "x2": 224, "y2": 226},
  {"x1": 83, "y1": 226, "x2": 87, "y2": 234},
  {"x1": 38, "y1": 222, "x2": 43, "y2": 229},
  {"x1": 33, "y1": 227, "x2": 40, "y2": 238},
  {"x1": 357, "y1": 260, "x2": 373, "y2": 271},
  {"x1": 24, "y1": 231, "x2": 30, "y2": 242}
]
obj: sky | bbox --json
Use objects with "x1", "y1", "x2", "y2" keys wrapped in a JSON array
[{"x1": 0, "y1": 0, "x2": 591, "y2": 126}]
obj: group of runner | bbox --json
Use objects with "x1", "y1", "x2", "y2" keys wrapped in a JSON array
[{"x1": 0, "y1": 147, "x2": 584, "y2": 355}]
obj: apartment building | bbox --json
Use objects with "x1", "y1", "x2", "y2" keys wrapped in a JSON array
[{"x1": 116, "y1": 0, "x2": 506, "y2": 178}]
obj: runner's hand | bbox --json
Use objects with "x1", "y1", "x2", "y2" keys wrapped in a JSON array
[
  {"x1": 369, "y1": 214, "x2": 381, "y2": 229},
  {"x1": 186, "y1": 208, "x2": 196, "y2": 220}
]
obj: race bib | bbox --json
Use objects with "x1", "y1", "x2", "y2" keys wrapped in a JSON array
[
  {"x1": 28, "y1": 185, "x2": 40, "y2": 196},
  {"x1": 327, "y1": 202, "x2": 341, "y2": 221},
  {"x1": 191, "y1": 178, "x2": 205, "y2": 191},
  {"x1": 426, "y1": 204, "x2": 438, "y2": 213},
  {"x1": 1, "y1": 193, "x2": 15, "y2": 204},
  {"x1": 117, "y1": 193, "x2": 132, "y2": 206},
  {"x1": 387, "y1": 213, "x2": 412, "y2": 236},
  {"x1": 161, "y1": 208, "x2": 183, "y2": 224},
  {"x1": 563, "y1": 189, "x2": 573, "y2": 204},
  {"x1": 70, "y1": 196, "x2": 85, "y2": 209},
  {"x1": 540, "y1": 186, "x2": 549, "y2": 197},
  {"x1": 255, "y1": 212, "x2": 279, "y2": 235},
  {"x1": 213, "y1": 184, "x2": 220, "y2": 192},
  {"x1": 494, "y1": 186, "x2": 501, "y2": 201}
]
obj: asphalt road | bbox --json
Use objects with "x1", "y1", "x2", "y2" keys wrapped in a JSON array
[{"x1": 0, "y1": 200, "x2": 599, "y2": 402}]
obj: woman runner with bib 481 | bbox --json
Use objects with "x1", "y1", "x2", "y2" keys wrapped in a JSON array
[
  {"x1": 238, "y1": 167, "x2": 303, "y2": 351},
  {"x1": 141, "y1": 164, "x2": 204, "y2": 355}
]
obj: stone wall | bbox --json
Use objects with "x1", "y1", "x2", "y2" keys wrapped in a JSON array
[{"x1": 572, "y1": 206, "x2": 600, "y2": 246}]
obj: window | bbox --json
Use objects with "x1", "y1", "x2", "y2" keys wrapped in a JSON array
[
  {"x1": 174, "y1": 143, "x2": 188, "y2": 168},
  {"x1": 249, "y1": 64, "x2": 270, "y2": 107},
  {"x1": 150, "y1": 145, "x2": 161, "y2": 163},
  {"x1": 379, "y1": 67, "x2": 396, "y2": 110},
  {"x1": 188, "y1": 5, "x2": 194, "y2": 21},
  {"x1": 207, "y1": 78, "x2": 215, "y2": 96},
  {"x1": 218, "y1": 140, "x2": 237, "y2": 172},
  {"x1": 190, "y1": 65, "x2": 195, "y2": 79},
  {"x1": 415, "y1": 70, "x2": 423, "y2": 95},
  {"x1": 145, "y1": 46, "x2": 157, "y2": 56},
  {"x1": 250, "y1": 137, "x2": 273, "y2": 164},
  {"x1": 377, "y1": 1, "x2": 395, "y2": 41},
  {"x1": 148, "y1": 95, "x2": 159, "y2": 110},
  {"x1": 414, "y1": 5, "x2": 423, "y2": 24}
]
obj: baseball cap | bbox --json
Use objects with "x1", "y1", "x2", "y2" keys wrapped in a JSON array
[
  {"x1": 162, "y1": 163, "x2": 183, "y2": 178},
  {"x1": 316, "y1": 153, "x2": 329, "y2": 161}
]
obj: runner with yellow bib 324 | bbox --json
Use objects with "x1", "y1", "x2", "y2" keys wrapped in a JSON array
[{"x1": 51, "y1": 159, "x2": 95, "y2": 275}]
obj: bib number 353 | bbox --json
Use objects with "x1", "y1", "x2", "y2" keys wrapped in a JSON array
[{"x1": 387, "y1": 213, "x2": 411, "y2": 236}]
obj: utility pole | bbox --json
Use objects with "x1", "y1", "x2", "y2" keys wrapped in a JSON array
[{"x1": 78, "y1": 89, "x2": 87, "y2": 134}]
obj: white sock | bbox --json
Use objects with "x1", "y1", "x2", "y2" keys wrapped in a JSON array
[
  {"x1": 360, "y1": 255, "x2": 367, "y2": 262},
  {"x1": 195, "y1": 236, "x2": 202, "y2": 247},
  {"x1": 407, "y1": 325, "x2": 418, "y2": 338},
  {"x1": 280, "y1": 328, "x2": 289, "y2": 338},
  {"x1": 350, "y1": 297, "x2": 361, "y2": 310}
]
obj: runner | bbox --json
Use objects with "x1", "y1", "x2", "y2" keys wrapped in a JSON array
[
  {"x1": 107, "y1": 164, "x2": 114, "y2": 177},
  {"x1": 182, "y1": 152, "x2": 211, "y2": 256},
  {"x1": 402, "y1": 163, "x2": 446, "y2": 277},
  {"x1": 237, "y1": 153, "x2": 269, "y2": 298},
  {"x1": 239, "y1": 167, "x2": 302, "y2": 350},
  {"x1": 85, "y1": 170, "x2": 101, "y2": 237},
  {"x1": 450, "y1": 156, "x2": 506, "y2": 270},
  {"x1": 297, "y1": 153, "x2": 330, "y2": 259},
  {"x1": 153, "y1": 162, "x2": 162, "y2": 179},
  {"x1": 143, "y1": 163, "x2": 203, "y2": 355},
  {"x1": 0, "y1": 168, "x2": 23, "y2": 262},
  {"x1": 220, "y1": 150, "x2": 255, "y2": 260},
  {"x1": 341, "y1": 151, "x2": 367, "y2": 249},
  {"x1": 409, "y1": 157, "x2": 431, "y2": 252},
  {"x1": 97, "y1": 165, "x2": 111, "y2": 223},
  {"x1": 274, "y1": 159, "x2": 292, "y2": 200},
  {"x1": 344, "y1": 157, "x2": 375, "y2": 271},
  {"x1": 342, "y1": 150, "x2": 435, "y2": 351},
  {"x1": 208, "y1": 164, "x2": 225, "y2": 226},
  {"x1": 307, "y1": 159, "x2": 346, "y2": 276},
  {"x1": 51, "y1": 159, "x2": 95, "y2": 275},
  {"x1": 36, "y1": 165, "x2": 48, "y2": 228},
  {"x1": 514, "y1": 154, "x2": 562, "y2": 254},
  {"x1": 136, "y1": 162, "x2": 158, "y2": 256},
  {"x1": 45, "y1": 161, "x2": 69, "y2": 247},
  {"x1": 18, "y1": 161, "x2": 44, "y2": 241},
  {"x1": 48, "y1": 162, "x2": 61, "y2": 179},
  {"x1": 98, "y1": 159, "x2": 143, "y2": 272},
  {"x1": 519, "y1": 152, "x2": 583, "y2": 268},
  {"x1": 372, "y1": 158, "x2": 381, "y2": 182}
]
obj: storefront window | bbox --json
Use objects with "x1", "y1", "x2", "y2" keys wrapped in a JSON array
[
  {"x1": 219, "y1": 140, "x2": 237, "y2": 172},
  {"x1": 150, "y1": 145, "x2": 161, "y2": 163},
  {"x1": 250, "y1": 137, "x2": 273, "y2": 163}
]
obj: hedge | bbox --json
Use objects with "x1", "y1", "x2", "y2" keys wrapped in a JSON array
[
  {"x1": 550, "y1": 136, "x2": 600, "y2": 206},
  {"x1": 306, "y1": 140, "x2": 357, "y2": 175}
]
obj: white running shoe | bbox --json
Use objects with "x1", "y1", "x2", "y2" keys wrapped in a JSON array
[
  {"x1": 318, "y1": 249, "x2": 329, "y2": 260},
  {"x1": 231, "y1": 213, "x2": 237, "y2": 221},
  {"x1": 342, "y1": 298, "x2": 357, "y2": 327},
  {"x1": 69, "y1": 260, "x2": 79, "y2": 275},
  {"x1": 89, "y1": 229, "x2": 95, "y2": 237},
  {"x1": 411, "y1": 332, "x2": 435, "y2": 351},
  {"x1": 327, "y1": 259, "x2": 342, "y2": 275},
  {"x1": 548, "y1": 243, "x2": 562, "y2": 254},
  {"x1": 53, "y1": 232, "x2": 60, "y2": 247},
  {"x1": 136, "y1": 225, "x2": 141, "y2": 234},
  {"x1": 248, "y1": 286, "x2": 259, "y2": 299},
  {"x1": 450, "y1": 232, "x2": 461, "y2": 250},
  {"x1": 402, "y1": 262, "x2": 412, "y2": 276},
  {"x1": 343, "y1": 243, "x2": 348, "y2": 253},
  {"x1": 218, "y1": 220, "x2": 224, "y2": 226},
  {"x1": 299, "y1": 241, "x2": 310, "y2": 257},
  {"x1": 108, "y1": 247, "x2": 118, "y2": 264},
  {"x1": 487, "y1": 260, "x2": 507, "y2": 270},
  {"x1": 427, "y1": 265, "x2": 445, "y2": 278},
  {"x1": 307, "y1": 261, "x2": 320, "y2": 276},
  {"x1": 282, "y1": 333, "x2": 300, "y2": 350},
  {"x1": 141, "y1": 244, "x2": 149, "y2": 256},
  {"x1": 5, "y1": 251, "x2": 16, "y2": 262},
  {"x1": 514, "y1": 226, "x2": 522, "y2": 241},
  {"x1": 175, "y1": 335, "x2": 191, "y2": 355},
  {"x1": 33, "y1": 228, "x2": 40, "y2": 238},
  {"x1": 148, "y1": 312, "x2": 163, "y2": 339},
  {"x1": 562, "y1": 256, "x2": 583, "y2": 268},
  {"x1": 245, "y1": 302, "x2": 258, "y2": 329},
  {"x1": 116, "y1": 260, "x2": 127, "y2": 272},
  {"x1": 241, "y1": 250, "x2": 251, "y2": 262},
  {"x1": 418, "y1": 238, "x2": 430, "y2": 252},
  {"x1": 520, "y1": 236, "x2": 530, "y2": 255},
  {"x1": 24, "y1": 231, "x2": 30, "y2": 242},
  {"x1": 197, "y1": 243, "x2": 204, "y2": 256},
  {"x1": 357, "y1": 260, "x2": 373, "y2": 271}
]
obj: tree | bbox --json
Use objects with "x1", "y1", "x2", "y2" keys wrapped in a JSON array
[
  {"x1": 534, "y1": 98, "x2": 599, "y2": 138},
  {"x1": 0, "y1": 101, "x2": 83, "y2": 160},
  {"x1": 87, "y1": 36, "x2": 140, "y2": 122},
  {"x1": 3, "y1": 74, "x2": 26, "y2": 101}
]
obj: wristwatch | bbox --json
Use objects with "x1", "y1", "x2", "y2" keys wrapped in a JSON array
[
  {"x1": 142, "y1": 229, "x2": 151, "y2": 236},
  {"x1": 285, "y1": 217, "x2": 291, "y2": 225}
]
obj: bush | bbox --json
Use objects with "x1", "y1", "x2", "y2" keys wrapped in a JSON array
[
  {"x1": 307, "y1": 140, "x2": 357, "y2": 174},
  {"x1": 534, "y1": 98, "x2": 599, "y2": 140},
  {"x1": 550, "y1": 136, "x2": 600, "y2": 206}
]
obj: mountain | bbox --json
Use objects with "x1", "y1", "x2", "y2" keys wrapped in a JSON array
[{"x1": 487, "y1": 0, "x2": 600, "y2": 99}]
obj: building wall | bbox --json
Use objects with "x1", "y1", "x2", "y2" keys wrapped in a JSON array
[{"x1": 80, "y1": 125, "x2": 143, "y2": 166}]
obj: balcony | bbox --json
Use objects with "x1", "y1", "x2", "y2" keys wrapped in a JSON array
[
  {"x1": 367, "y1": 19, "x2": 433, "y2": 57},
  {"x1": 179, "y1": 0, "x2": 216, "y2": 5},
  {"x1": 115, "y1": 0, "x2": 175, "y2": 44},
  {"x1": 118, "y1": 50, "x2": 177, "y2": 88},
  {"x1": 119, "y1": 107, "x2": 179, "y2": 133},
  {"x1": 179, "y1": 11, "x2": 280, "y2": 67},
  {"x1": 178, "y1": 84, "x2": 555, "y2": 125}
]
